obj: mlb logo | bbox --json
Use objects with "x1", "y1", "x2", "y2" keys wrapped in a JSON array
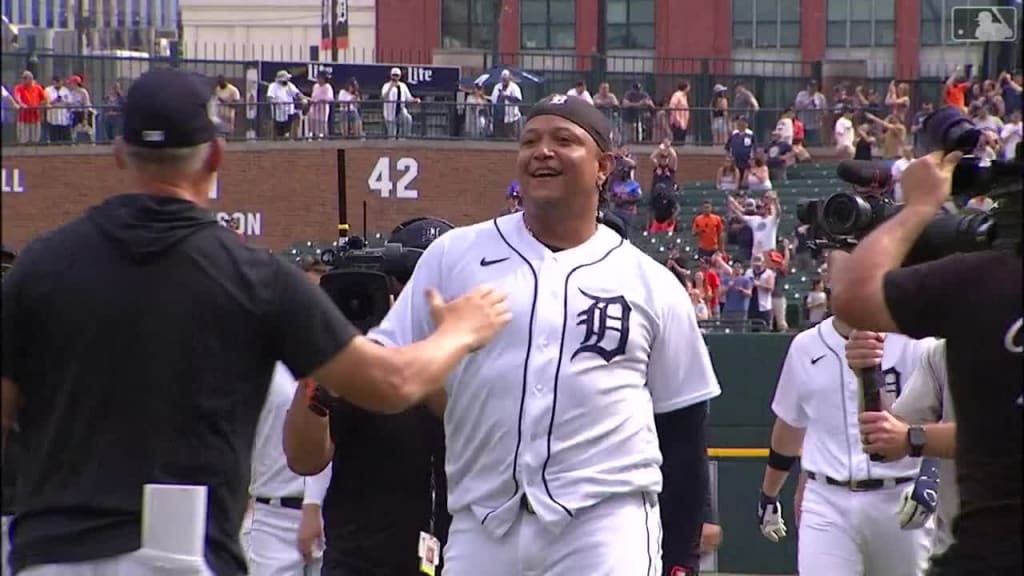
[{"x1": 950, "y1": 6, "x2": 1018, "y2": 42}]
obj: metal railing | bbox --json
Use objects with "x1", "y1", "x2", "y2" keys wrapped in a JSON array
[{"x1": 0, "y1": 100, "x2": 960, "y2": 148}]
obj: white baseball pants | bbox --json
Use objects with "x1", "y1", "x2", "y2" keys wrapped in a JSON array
[
  {"x1": 443, "y1": 492, "x2": 662, "y2": 576},
  {"x1": 240, "y1": 502, "x2": 322, "y2": 576},
  {"x1": 2, "y1": 515, "x2": 11, "y2": 576},
  {"x1": 15, "y1": 550, "x2": 213, "y2": 575},
  {"x1": 798, "y1": 479, "x2": 934, "y2": 576}
]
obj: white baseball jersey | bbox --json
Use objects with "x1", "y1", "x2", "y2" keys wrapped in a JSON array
[
  {"x1": 368, "y1": 212, "x2": 721, "y2": 539},
  {"x1": 891, "y1": 339, "x2": 958, "y2": 554},
  {"x1": 250, "y1": 363, "x2": 332, "y2": 502},
  {"x1": 771, "y1": 318, "x2": 933, "y2": 481}
]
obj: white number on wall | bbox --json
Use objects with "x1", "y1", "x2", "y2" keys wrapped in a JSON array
[{"x1": 368, "y1": 157, "x2": 420, "y2": 199}]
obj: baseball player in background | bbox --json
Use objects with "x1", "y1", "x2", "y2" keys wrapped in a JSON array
[
  {"x1": 757, "y1": 315, "x2": 935, "y2": 576},
  {"x1": 241, "y1": 256, "x2": 334, "y2": 575},
  {"x1": 242, "y1": 362, "x2": 332, "y2": 575},
  {"x1": 848, "y1": 336, "x2": 958, "y2": 557},
  {"x1": 366, "y1": 95, "x2": 721, "y2": 575}
]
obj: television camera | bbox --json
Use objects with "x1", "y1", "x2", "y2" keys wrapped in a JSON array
[
  {"x1": 797, "y1": 106, "x2": 1022, "y2": 265},
  {"x1": 314, "y1": 217, "x2": 454, "y2": 333}
]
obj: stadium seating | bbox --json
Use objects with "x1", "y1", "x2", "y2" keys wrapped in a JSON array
[{"x1": 281, "y1": 161, "x2": 842, "y2": 331}]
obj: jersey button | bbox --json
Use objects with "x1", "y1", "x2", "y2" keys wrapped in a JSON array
[{"x1": 534, "y1": 383, "x2": 543, "y2": 393}]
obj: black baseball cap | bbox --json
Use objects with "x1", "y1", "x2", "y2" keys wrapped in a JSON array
[
  {"x1": 526, "y1": 95, "x2": 613, "y2": 152},
  {"x1": 122, "y1": 68, "x2": 218, "y2": 149}
]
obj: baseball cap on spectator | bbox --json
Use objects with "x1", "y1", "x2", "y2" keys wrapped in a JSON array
[
  {"x1": 1, "y1": 244, "x2": 16, "y2": 259},
  {"x1": 68, "y1": 75, "x2": 83, "y2": 86},
  {"x1": 390, "y1": 67, "x2": 401, "y2": 78},
  {"x1": 275, "y1": 70, "x2": 291, "y2": 82},
  {"x1": 713, "y1": 84, "x2": 727, "y2": 94},
  {"x1": 298, "y1": 254, "x2": 329, "y2": 274},
  {"x1": 743, "y1": 198, "x2": 757, "y2": 211},
  {"x1": 122, "y1": 68, "x2": 217, "y2": 149},
  {"x1": 501, "y1": 69, "x2": 511, "y2": 80},
  {"x1": 526, "y1": 94, "x2": 613, "y2": 152},
  {"x1": 767, "y1": 250, "x2": 785, "y2": 267}
]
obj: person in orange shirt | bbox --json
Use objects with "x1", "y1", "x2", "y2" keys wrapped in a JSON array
[
  {"x1": 669, "y1": 81, "x2": 690, "y2": 146},
  {"x1": 12, "y1": 71, "x2": 45, "y2": 144},
  {"x1": 691, "y1": 200, "x2": 725, "y2": 259},
  {"x1": 943, "y1": 66, "x2": 972, "y2": 112}
]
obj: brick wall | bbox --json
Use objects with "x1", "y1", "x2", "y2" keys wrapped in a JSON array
[{"x1": 3, "y1": 142, "x2": 769, "y2": 251}]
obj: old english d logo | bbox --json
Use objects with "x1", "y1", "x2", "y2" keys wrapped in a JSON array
[{"x1": 571, "y1": 289, "x2": 631, "y2": 363}]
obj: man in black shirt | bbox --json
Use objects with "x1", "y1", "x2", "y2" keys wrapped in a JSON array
[
  {"x1": 830, "y1": 150, "x2": 1022, "y2": 575},
  {"x1": 0, "y1": 69, "x2": 511, "y2": 576},
  {"x1": 285, "y1": 217, "x2": 454, "y2": 576}
]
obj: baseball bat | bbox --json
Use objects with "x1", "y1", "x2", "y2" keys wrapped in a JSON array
[{"x1": 857, "y1": 366, "x2": 886, "y2": 462}]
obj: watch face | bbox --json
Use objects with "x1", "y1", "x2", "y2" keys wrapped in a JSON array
[{"x1": 909, "y1": 426, "x2": 927, "y2": 449}]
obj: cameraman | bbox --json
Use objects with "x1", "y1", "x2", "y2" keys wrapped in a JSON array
[
  {"x1": 284, "y1": 218, "x2": 454, "y2": 576},
  {"x1": 830, "y1": 150, "x2": 1022, "y2": 575}
]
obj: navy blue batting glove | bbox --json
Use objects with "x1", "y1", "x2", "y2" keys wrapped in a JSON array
[{"x1": 898, "y1": 458, "x2": 940, "y2": 530}]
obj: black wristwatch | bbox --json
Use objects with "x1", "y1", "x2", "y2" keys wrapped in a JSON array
[{"x1": 907, "y1": 425, "x2": 927, "y2": 458}]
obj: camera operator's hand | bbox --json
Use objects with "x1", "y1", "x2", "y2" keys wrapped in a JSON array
[
  {"x1": 427, "y1": 286, "x2": 511, "y2": 352},
  {"x1": 845, "y1": 330, "x2": 884, "y2": 370},
  {"x1": 899, "y1": 150, "x2": 963, "y2": 211}
]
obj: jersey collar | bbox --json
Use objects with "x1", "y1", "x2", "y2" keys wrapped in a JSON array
[{"x1": 497, "y1": 211, "x2": 621, "y2": 267}]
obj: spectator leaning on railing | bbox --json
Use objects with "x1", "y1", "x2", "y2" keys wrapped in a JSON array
[
  {"x1": 213, "y1": 75, "x2": 241, "y2": 138},
  {"x1": 793, "y1": 80, "x2": 826, "y2": 147},
  {"x1": 381, "y1": 68, "x2": 419, "y2": 139},
  {"x1": 337, "y1": 77, "x2": 363, "y2": 138},
  {"x1": 489, "y1": 70, "x2": 522, "y2": 139},
  {"x1": 13, "y1": 71, "x2": 44, "y2": 145},
  {"x1": 102, "y1": 82, "x2": 126, "y2": 142},
  {"x1": 267, "y1": 70, "x2": 305, "y2": 140},
  {"x1": 43, "y1": 75, "x2": 72, "y2": 144},
  {"x1": 309, "y1": 71, "x2": 335, "y2": 140},
  {"x1": 67, "y1": 75, "x2": 94, "y2": 144},
  {"x1": 669, "y1": 81, "x2": 691, "y2": 146},
  {"x1": 566, "y1": 79, "x2": 593, "y2": 105},
  {"x1": 711, "y1": 84, "x2": 731, "y2": 145}
]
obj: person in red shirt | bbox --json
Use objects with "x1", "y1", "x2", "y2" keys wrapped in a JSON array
[
  {"x1": 699, "y1": 256, "x2": 722, "y2": 318},
  {"x1": 13, "y1": 71, "x2": 45, "y2": 144}
]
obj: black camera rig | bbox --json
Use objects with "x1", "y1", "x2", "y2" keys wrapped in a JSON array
[
  {"x1": 313, "y1": 217, "x2": 455, "y2": 333},
  {"x1": 797, "y1": 106, "x2": 1023, "y2": 265}
]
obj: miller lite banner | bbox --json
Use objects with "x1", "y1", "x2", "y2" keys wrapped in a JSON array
[
  {"x1": 321, "y1": 0, "x2": 349, "y2": 52},
  {"x1": 258, "y1": 62, "x2": 461, "y2": 94}
]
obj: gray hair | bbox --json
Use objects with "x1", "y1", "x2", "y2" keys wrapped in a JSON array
[{"x1": 122, "y1": 142, "x2": 212, "y2": 180}]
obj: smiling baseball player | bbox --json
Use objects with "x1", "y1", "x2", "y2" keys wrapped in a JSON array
[
  {"x1": 366, "y1": 95, "x2": 721, "y2": 575},
  {"x1": 757, "y1": 315, "x2": 935, "y2": 575}
]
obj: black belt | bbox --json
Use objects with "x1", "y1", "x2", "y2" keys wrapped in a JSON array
[
  {"x1": 255, "y1": 496, "x2": 304, "y2": 510},
  {"x1": 807, "y1": 471, "x2": 915, "y2": 492}
]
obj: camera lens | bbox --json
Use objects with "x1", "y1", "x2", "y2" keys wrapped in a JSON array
[
  {"x1": 822, "y1": 193, "x2": 877, "y2": 237},
  {"x1": 922, "y1": 107, "x2": 981, "y2": 154}
]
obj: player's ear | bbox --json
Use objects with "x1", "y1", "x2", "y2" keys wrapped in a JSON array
[{"x1": 596, "y1": 152, "x2": 614, "y2": 188}]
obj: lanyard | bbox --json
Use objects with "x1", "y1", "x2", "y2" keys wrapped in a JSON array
[{"x1": 428, "y1": 454, "x2": 436, "y2": 535}]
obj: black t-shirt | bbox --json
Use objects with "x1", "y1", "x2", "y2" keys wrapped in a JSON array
[
  {"x1": 1, "y1": 194, "x2": 359, "y2": 575},
  {"x1": 854, "y1": 137, "x2": 873, "y2": 160},
  {"x1": 884, "y1": 250, "x2": 1022, "y2": 572},
  {"x1": 323, "y1": 400, "x2": 449, "y2": 575}
]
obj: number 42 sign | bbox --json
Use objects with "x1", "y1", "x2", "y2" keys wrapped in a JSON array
[{"x1": 368, "y1": 157, "x2": 420, "y2": 198}]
